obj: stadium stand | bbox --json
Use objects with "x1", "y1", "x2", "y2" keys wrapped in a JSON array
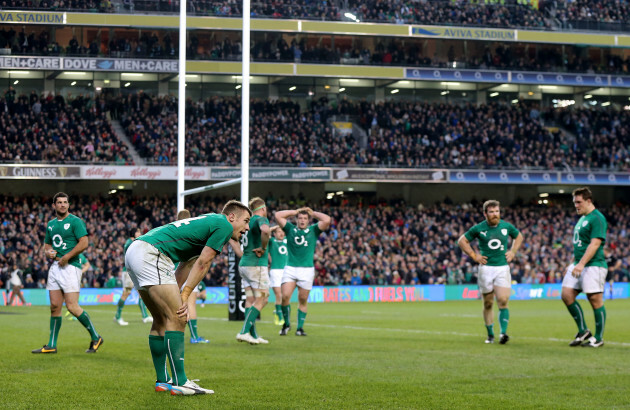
[
  {"x1": 115, "y1": 94, "x2": 630, "y2": 170},
  {"x1": 3, "y1": 0, "x2": 629, "y2": 32},
  {"x1": 0, "y1": 90, "x2": 627, "y2": 170},
  {"x1": 0, "y1": 194, "x2": 627, "y2": 290},
  {"x1": 0, "y1": 92, "x2": 133, "y2": 164}
]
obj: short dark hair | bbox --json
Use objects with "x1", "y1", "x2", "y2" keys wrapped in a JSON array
[
  {"x1": 297, "y1": 209, "x2": 310, "y2": 217},
  {"x1": 221, "y1": 200, "x2": 252, "y2": 217},
  {"x1": 177, "y1": 209, "x2": 191, "y2": 220},
  {"x1": 128, "y1": 228, "x2": 139, "y2": 237},
  {"x1": 53, "y1": 192, "x2": 69, "y2": 204},
  {"x1": 572, "y1": 187, "x2": 593, "y2": 202},
  {"x1": 483, "y1": 200, "x2": 500, "y2": 213}
]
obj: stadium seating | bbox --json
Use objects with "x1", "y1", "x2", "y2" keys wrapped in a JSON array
[
  {"x1": 0, "y1": 92, "x2": 133, "y2": 164},
  {"x1": 0, "y1": 194, "x2": 627, "y2": 290},
  {"x1": 116, "y1": 94, "x2": 630, "y2": 171},
  {"x1": 3, "y1": 0, "x2": 628, "y2": 32},
  {"x1": 0, "y1": 90, "x2": 627, "y2": 170}
]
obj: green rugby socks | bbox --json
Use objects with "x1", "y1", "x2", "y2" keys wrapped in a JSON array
[
  {"x1": 594, "y1": 306, "x2": 606, "y2": 342},
  {"x1": 165, "y1": 331, "x2": 187, "y2": 386},
  {"x1": 567, "y1": 301, "x2": 587, "y2": 333},
  {"x1": 499, "y1": 308, "x2": 509, "y2": 334},
  {"x1": 281, "y1": 305, "x2": 291, "y2": 327},
  {"x1": 77, "y1": 311, "x2": 100, "y2": 341},
  {"x1": 48, "y1": 316, "x2": 62, "y2": 348},
  {"x1": 115, "y1": 298, "x2": 125, "y2": 320},
  {"x1": 188, "y1": 319, "x2": 199, "y2": 340},
  {"x1": 297, "y1": 309, "x2": 307, "y2": 330},
  {"x1": 149, "y1": 335, "x2": 169, "y2": 383},
  {"x1": 240, "y1": 306, "x2": 260, "y2": 335}
]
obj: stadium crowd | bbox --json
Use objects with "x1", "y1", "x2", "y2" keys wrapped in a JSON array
[
  {"x1": 0, "y1": 90, "x2": 132, "y2": 164},
  {"x1": 116, "y1": 94, "x2": 630, "y2": 171},
  {"x1": 1, "y1": 90, "x2": 628, "y2": 171},
  {"x1": 3, "y1": 25, "x2": 628, "y2": 76},
  {"x1": 3, "y1": 0, "x2": 630, "y2": 29},
  {"x1": 0, "y1": 0, "x2": 113, "y2": 12},
  {"x1": 0, "y1": 194, "x2": 628, "y2": 293}
]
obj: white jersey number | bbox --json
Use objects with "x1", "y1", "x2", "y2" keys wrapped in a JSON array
[{"x1": 171, "y1": 215, "x2": 207, "y2": 228}]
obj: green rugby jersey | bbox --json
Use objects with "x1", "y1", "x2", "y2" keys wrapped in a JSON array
[
  {"x1": 78, "y1": 253, "x2": 88, "y2": 266},
  {"x1": 239, "y1": 214, "x2": 269, "y2": 267},
  {"x1": 573, "y1": 209, "x2": 607, "y2": 268},
  {"x1": 44, "y1": 214, "x2": 88, "y2": 269},
  {"x1": 139, "y1": 213, "x2": 233, "y2": 263},
  {"x1": 464, "y1": 220, "x2": 519, "y2": 266},
  {"x1": 283, "y1": 222, "x2": 322, "y2": 268},
  {"x1": 122, "y1": 237, "x2": 133, "y2": 271},
  {"x1": 269, "y1": 237, "x2": 288, "y2": 270},
  {"x1": 196, "y1": 281, "x2": 206, "y2": 292}
]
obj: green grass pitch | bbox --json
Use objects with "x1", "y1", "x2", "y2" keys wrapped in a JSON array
[{"x1": 2, "y1": 299, "x2": 630, "y2": 409}]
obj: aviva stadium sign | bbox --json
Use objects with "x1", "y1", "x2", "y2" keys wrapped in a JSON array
[{"x1": 0, "y1": 11, "x2": 64, "y2": 23}]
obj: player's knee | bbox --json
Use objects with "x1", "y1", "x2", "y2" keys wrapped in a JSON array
[
  {"x1": 483, "y1": 301, "x2": 493, "y2": 310},
  {"x1": 253, "y1": 289, "x2": 269, "y2": 299},
  {"x1": 50, "y1": 302, "x2": 62, "y2": 314},
  {"x1": 245, "y1": 288, "x2": 254, "y2": 298},
  {"x1": 66, "y1": 304, "x2": 82, "y2": 316}
]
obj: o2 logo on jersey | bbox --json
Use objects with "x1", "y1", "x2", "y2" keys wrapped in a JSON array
[
  {"x1": 294, "y1": 235, "x2": 308, "y2": 247},
  {"x1": 52, "y1": 234, "x2": 67, "y2": 250},
  {"x1": 278, "y1": 245, "x2": 288, "y2": 255},
  {"x1": 487, "y1": 239, "x2": 504, "y2": 251},
  {"x1": 242, "y1": 234, "x2": 249, "y2": 248},
  {"x1": 573, "y1": 229, "x2": 582, "y2": 247}
]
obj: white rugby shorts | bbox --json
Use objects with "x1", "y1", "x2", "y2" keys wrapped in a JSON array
[
  {"x1": 269, "y1": 269, "x2": 284, "y2": 288},
  {"x1": 281, "y1": 266, "x2": 315, "y2": 290},
  {"x1": 46, "y1": 261, "x2": 82, "y2": 293},
  {"x1": 125, "y1": 240, "x2": 177, "y2": 290},
  {"x1": 478, "y1": 265, "x2": 511, "y2": 294},
  {"x1": 562, "y1": 264, "x2": 606, "y2": 294},
  {"x1": 239, "y1": 266, "x2": 270, "y2": 290}
]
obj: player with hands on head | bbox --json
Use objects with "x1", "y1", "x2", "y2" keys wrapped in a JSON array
[{"x1": 274, "y1": 206, "x2": 331, "y2": 336}]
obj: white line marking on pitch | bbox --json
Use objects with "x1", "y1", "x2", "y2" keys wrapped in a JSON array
[{"x1": 88, "y1": 309, "x2": 630, "y2": 347}]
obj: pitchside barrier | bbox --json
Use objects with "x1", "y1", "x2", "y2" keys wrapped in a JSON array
[{"x1": 2, "y1": 283, "x2": 628, "y2": 306}]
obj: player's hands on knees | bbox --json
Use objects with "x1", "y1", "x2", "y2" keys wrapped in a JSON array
[
  {"x1": 572, "y1": 264, "x2": 584, "y2": 278},
  {"x1": 474, "y1": 253, "x2": 488, "y2": 265},
  {"x1": 176, "y1": 301, "x2": 188, "y2": 319}
]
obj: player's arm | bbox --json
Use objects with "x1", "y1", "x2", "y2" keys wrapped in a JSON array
[
  {"x1": 179, "y1": 246, "x2": 219, "y2": 316},
  {"x1": 572, "y1": 238, "x2": 603, "y2": 277},
  {"x1": 313, "y1": 210, "x2": 331, "y2": 231},
  {"x1": 457, "y1": 235, "x2": 487, "y2": 265},
  {"x1": 274, "y1": 209, "x2": 297, "y2": 228},
  {"x1": 506, "y1": 233, "x2": 524, "y2": 263},
  {"x1": 58, "y1": 236, "x2": 88, "y2": 267},
  {"x1": 175, "y1": 257, "x2": 198, "y2": 289},
  {"x1": 82, "y1": 259, "x2": 91, "y2": 273},
  {"x1": 254, "y1": 223, "x2": 271, "y2": 257},
  {"x1": 228, "y1": 239, "x2": 243, "y2": 258}
]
